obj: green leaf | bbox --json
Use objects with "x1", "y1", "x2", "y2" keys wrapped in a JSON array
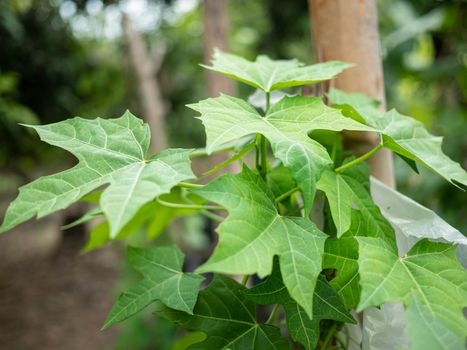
[
  {"x1": 192, "y1": 166, "x2": 327, "y2": 318},
  {"x1": 156, "y1": 275, "x2": 290, "y2": 350},
  {"x1": 190, "y1": 94, "x2": 372, "y2": 214},
  {"x1": 405, "y1": 298, "x2": 464, "y2": 350},
  {"x1": 82, "y1": 189, "x2": 201, "y2": 252},
  {"x1": 357, "y1": 237, "x2": 467, "y2": 344},
  {"x1": 169, "y1": 332, "x2": 207, "y2": 350},
  {"x1": 102, "y1": 245, "x2": 204, "y2": 329},
  {"x1": 246, "y1": 261, "x2": 355, "y2": 350},
  {"x1": 317, "y1": 168, "x2": 395, "y2": 244},
  {"x1": 203, "y1": 49, "x2": 353, "y2": 92},
  {"x1": 0, "y1": 112, "x2": 195, "y2": 236},
  {"x1": 329, "y1": 88, "x2": 467, "y2": 188},
  {"x1": 322, "y1": 236, "x2": 360, "y2": 309}
]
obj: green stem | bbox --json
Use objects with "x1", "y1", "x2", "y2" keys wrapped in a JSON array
[
  {"x1": 322, "y1": 323, "x2": 337, "y2": 350},
  {"x1": 265, "y1": 304, "x2": 280, "y2": 324},
  {"x1": 203, "y1": 142, "x2": 255, "y2": 176},
  {"x1": 241, "y1": 275, "x2": 249, "y2": 286},
  {"x1": 178, "y1": 182, "x2": 204, "y2": 189},
  {"x1": 255, "y1": 134, "x2": 261, "y2": 172},
  {"x1": 156, "y1": 197, "x2": 224, "y2": 211},
  {"x1": 200, "y1": 210, "x2": 224, "y2": 222},
  {"x1": 335, "y1": 144, "x2": 383, "y2": 173},
  {"x1": 189, "y1": 145, "x2": 236, "y2": 158},
  {"x1": 260, "y1": 135, "x2": 268, "y2": 179},
  {"x1": 259, "y1": 93, "x2": 271, "y2": 179},
  {"x1": 334, "y1": 333, "x2": 348, "y2": 350},
  {"x1": 275, "y1": 186, "x2": 300, "y2": 204}
]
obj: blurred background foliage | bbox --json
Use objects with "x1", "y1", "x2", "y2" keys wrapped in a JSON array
[{"x1": 0, "y1": 0, "x2": 465, "y2": 348}]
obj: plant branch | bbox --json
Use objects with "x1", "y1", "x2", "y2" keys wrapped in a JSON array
[
  {"x1": 200, "y1": 210, "x2": 224, "y2": 222},
  {"x1": 203, "y1": 141, "x2": 255, "y2": 176},
  {"x1": 334, "y1": 144, "x2": 383, "y2": 173},
  {"x1": 321, "y1": 323, "x2": 337, "y2": 350},
  {"x1": 275, "y1": 186, "x2": 300, "y2": 204},
  {"x1": 255, "y1": 134, "x2": 261, "y2": 172},
  {"x1": 265, "y1": 304, "x2": 280, "y2": 324},
  {"x1": 260, "y1": 135, "x2": 268, "y2": 179},
  {"x1": 178, "y1": 182, "x2": 204, "y2": 189},
  {"x1": 258, "y1": 92, "x2": 271, "y2": 179},
  {"x1": 189, "y1": 145, "x2": 236, "y2": 158},
  {"x1": 334, "y1": 333, "x2": 348, "y2": 350},
  {"x1": 156, "y1": 197, "x2": 224, "y2": 211}
]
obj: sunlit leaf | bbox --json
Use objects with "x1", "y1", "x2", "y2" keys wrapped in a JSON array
[
  {"x1": 0, "y1": 112, "x2": 195, "y2": 236},
  {"x1": 357, "y1": 237, "x2": 467, "y2": 345},
  {"x1": 190, "y1": 94, "x2": 372, "y2": 213},
  {"x1": 329, "y1": 88, "x2": 467, "y2": 188},
  {"x1": 203, "y1": 49, "x2": 353, "y2": 92},
  {"x1": 192, "y1": 166, "x2": 327, "y2": 318}
]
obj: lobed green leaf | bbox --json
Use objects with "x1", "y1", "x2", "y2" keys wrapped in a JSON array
[
  {"x1": 0, "y1": 112, "x2": 195, "y2": 237},
  {"x1": 329, "y1": 88, "x2": 467, "y2": 188},
  {"x1": 156, "y1": 275, "x2": 289, "y2": 350},
  {"x1": 102, "y1": 245, "x2": 204, "y2": 329},
  {"x1": 246, "y1": 260, "x2": 355, "y2": 350},
  {"x1": 203, "y1": 50, "x2": 353, "y2": 92},
  {"x1": 192, "y1": 166, "x2": 327, "y2": 318},
  {"x1": 190, "y1": 94, "x2": 372, "y2": 214},
  {"x1": 357, "y1": 237, "x2": 467, "y2": 345}
]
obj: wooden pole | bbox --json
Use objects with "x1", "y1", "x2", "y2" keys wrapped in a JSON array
[{"x1": 309, "y1": 0, "x2": 395, "y2": 188}]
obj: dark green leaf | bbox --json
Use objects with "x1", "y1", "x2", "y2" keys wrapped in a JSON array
[
  {"x1": 156, "y1": 275, "x2": 290, "y2": 350},
  {"x1": 103, "y1": 245, "x2": 204, "y2": 329},
  {"x1": 246, "y1": 261, "x2": 355, "y2": 350}
]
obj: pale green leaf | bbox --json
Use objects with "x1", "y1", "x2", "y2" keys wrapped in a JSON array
[
  {"x1": 203, "y1": 49, "x2": 353, "y2": 92},
  {"x1": 405, "y1": 298, "x2": 464, "y2": 350},
  {"x1": 192, "y1": 166, "x2": 327, "y2": 318},
  {"x1": 370, "y1": 177, "x2": 467, "y2": 249},
  {"x1": 362, "y1": 303, "x2": 409, "y2": 350},
  {"x1": 156, "y1": 275, "x2": 290, "y2": 350},
  {"x1": 246, "y1": 260, "x2": 355, "y2": 350},
  {"x1": 0, "y1": 112, "x2": 195, "y2": 236},
  {"x1": 329, "y1": 88, "x2": 467, "y2": 188},
  {"x1": 190, "y1": 94, "x2": 372, "y2": 213},
  {"x1": 357, "y1": 237, "x2": 467, "y2": 343},
  {"x1": 317, "y1": 168, "x2": 395, "y2": 244},
  {"x1": 102, "y1": 245, "x2": 204, "y2": 329}
]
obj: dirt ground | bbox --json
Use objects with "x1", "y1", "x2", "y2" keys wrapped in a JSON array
[{"x1": 0, "y1": 215, "x2": 121, "y2": 350}]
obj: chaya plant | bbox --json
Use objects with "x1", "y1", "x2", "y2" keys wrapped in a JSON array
[{"x1": 1, "y1": 50, "x2": 466, "y2": 349}]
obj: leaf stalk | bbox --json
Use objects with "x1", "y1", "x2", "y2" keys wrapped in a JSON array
[
  {"x1": 275, "y1": 186, "x2": 300, "y2": 204},
  {"x1": 265, "y1": 304, "x2": 280, "y2": 324},
  {"x1": 156, "y1": 197, "x2": 224, "y2": 211},
  {"x1": 335, "y1": 144, "x2": 383, "y2": 173}
]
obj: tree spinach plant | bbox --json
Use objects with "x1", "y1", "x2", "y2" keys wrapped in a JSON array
[{"x1": 1, "y1": 50, "x2": 466, "y2": 349}]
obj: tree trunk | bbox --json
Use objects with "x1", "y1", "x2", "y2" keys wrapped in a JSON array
[
  {"x1": 308, "y1": 0, "x2": 395, "y2": 188},
  {"x1": 202, "y1": 0, "x2": 239, "y2": 174},
  {"x1": 203, "y1": 0, "x2": 235, "y2": 97},
  {"x1": 122, "y1": 14, "x2": 167, "y2": 153}
]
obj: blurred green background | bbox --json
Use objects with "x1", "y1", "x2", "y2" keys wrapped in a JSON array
[{"x1": 0, "y1": 0, "x2": 465, "y2": 349}]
